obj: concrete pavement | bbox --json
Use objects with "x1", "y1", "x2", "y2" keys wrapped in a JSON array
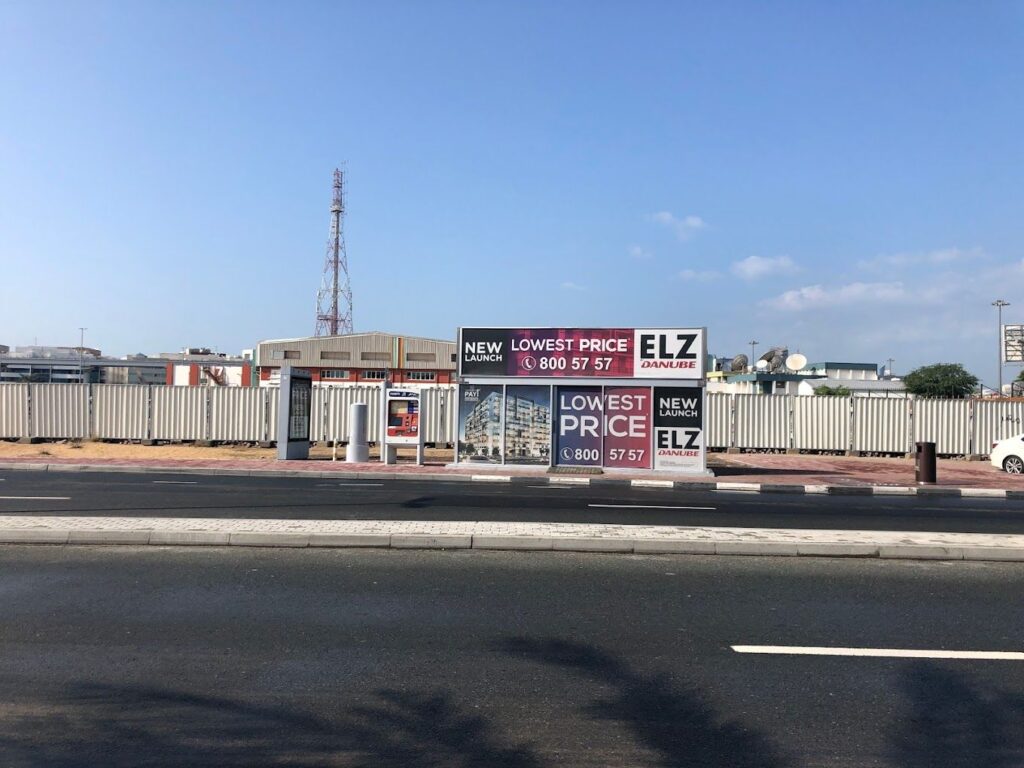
[{"x1": 2, "y1": 515, "x2": 1024, "y2": 561}]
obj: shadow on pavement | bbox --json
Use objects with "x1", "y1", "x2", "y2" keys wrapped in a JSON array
[
  {"x1": 0, "y1": 682, "x2": 542, "y2": 768},
  {"x1": 499, "y1": 636, "x2": 788, "y2": 768},
  {"x1": 892, "y1": 662, "x2": 1024, "y2": 768}
]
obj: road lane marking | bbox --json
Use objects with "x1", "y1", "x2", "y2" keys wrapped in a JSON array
[
  {"x1": 315, "y1": 483, "x2": 384, "y2": 487},
  {"x1": 0, "y1": 496, "x2": 71, "y2": 501},
  {"x1": 588, "y1": 504, "x2": 715, "y2": 511},
  {"x1": 471, "y1": 475, "x2": 512, "y2": 482},
  {"x1": 731, "y1": 645, "x2": 1024, "y2": 660},
  {"x1": 152, "y1": 481, "x2": 198, "y2": 485}
]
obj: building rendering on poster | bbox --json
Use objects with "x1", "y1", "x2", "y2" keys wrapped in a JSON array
[
  {"x1": 458, "y1": 385, "x2": 504, "y2": 463},
  {"x1": 456, "y1": 327, "x2": 708, "y2": 474},
  {"x1": 504, "y1": 386, "x2": 551, "y2": 465}
]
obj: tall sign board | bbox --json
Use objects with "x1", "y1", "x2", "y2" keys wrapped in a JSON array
[
  {"x1": 457, "y1": 327, "x2": 707, "y2": 474},
  {"x1": 1003, "y1": 324, "x2": 1024, "y2": 364},
  {"x1": 276, "y1": 367, "x2": 312, "y2": 460}
]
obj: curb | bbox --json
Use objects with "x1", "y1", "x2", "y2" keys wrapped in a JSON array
[
  {"x1": 0, "y1": 461, "x2": 1021, "y2": 499},
  {"x1": 0, "y1": 526, "x2": 1022, "y2": 562}
]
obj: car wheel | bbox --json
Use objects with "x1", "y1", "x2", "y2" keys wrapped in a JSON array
[{"x1": 1004, "y1": 456, "x2": 1024, "y2": 475}]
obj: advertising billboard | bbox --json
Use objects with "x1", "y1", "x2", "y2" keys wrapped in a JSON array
[
  {"x1": 1003, "y1": 324, "x2": 1024, "y2": 364},
  {"x1": 459, "y1": 328, "x2": 706, "y2": 380},
  {"x1": 652, "y1": 386, "x2": 703, "y2": 472}
]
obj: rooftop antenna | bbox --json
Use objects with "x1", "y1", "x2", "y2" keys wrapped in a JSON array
[{"x1": 315, "y1": 168, "x2": 354, "y2": 336}]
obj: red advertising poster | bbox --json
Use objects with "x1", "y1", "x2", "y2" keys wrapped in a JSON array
[
  {"x1": 508, "y1": 328, "x2": 634, "y2": 377},
  {"x1": 602, "y1": 387, "x2": 651, "y2": 469}
]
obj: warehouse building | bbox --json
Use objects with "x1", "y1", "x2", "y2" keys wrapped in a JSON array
[{"x1": 255, "y1": 332, "x2": 457, "y2": 386}]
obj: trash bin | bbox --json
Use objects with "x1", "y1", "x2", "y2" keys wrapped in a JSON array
[{"x1": 915, "y1": 441, "x2": 937, "y2": 484}]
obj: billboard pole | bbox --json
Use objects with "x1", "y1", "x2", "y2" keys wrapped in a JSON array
[{"x1": 994, "y1": 299, "x2": 1010, "y2": 396}]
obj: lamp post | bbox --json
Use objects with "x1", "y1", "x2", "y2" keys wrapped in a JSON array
[
  {"x1": 993, "y1": 300, "x2": 1010, "y2": 396},
  {"x1": 748, "y1": 340, "x2": 758, "y2": 372}
]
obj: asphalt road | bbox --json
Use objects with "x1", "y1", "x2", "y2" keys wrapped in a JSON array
[
  {"x1": 0, "y1": 469, "x2": 1023, "y2": 533},
  {"x1": 0, "y1": 546, "x2": 1021, "y2": 767}
]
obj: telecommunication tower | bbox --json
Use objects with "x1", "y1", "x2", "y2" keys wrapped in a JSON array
[{"x1": 315, "y1": 168, "x2": 353, "y2": 336}]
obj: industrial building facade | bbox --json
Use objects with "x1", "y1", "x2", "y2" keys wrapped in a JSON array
[{"x1": 256, "y1": 332, "x2": 456, "y2": 386}]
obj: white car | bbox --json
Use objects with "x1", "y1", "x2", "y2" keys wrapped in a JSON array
[{"x1": 991, "y1": 433, "x2": 1024, "y2": 474}]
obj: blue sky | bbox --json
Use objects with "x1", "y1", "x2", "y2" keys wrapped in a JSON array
[{"x1": 1, "y1": 1, "x2": 1022, "y2": 384}]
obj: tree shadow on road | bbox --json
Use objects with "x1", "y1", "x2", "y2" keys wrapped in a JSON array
[
  {"x1": 0, "y1": 682, "x2": 542, "y2": 768},
  {"x1": 499, "y1": 636, "x2": 788, "y2": 768},
  {"x1": 891, "y1": 662, "x2": 1024, "y2": 768}
]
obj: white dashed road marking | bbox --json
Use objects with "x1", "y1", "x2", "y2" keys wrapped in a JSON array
[
  {"x1": 0, "y1": 496, "x2": 71, "y2": 501},
  {"x1": 731, "y1": 645, "x2": 1024, "y2": 661},
  {"x1": 588, "y1": 504, "x2": 715, "y2": 511}
]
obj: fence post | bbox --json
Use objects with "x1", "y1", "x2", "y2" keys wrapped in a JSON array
[
  {"x1": 204, "y1": 387, "x2": 212, "y2": 441},
  {"x1": 906, "y1": 397, "x2": 915, "y2": 456},
  {"x1": 26, "y1": 383, "x2": 34, "y2": 440},
  {"x1": 729, "y1": 394, "x2": 737, "y2": 450},
  {"x1": 847, "y1": 396, "x2": 855, "y2": 454},
  {"x1": 87, "y1": 383, "x2": 95, "y2": 440},
  {"x1": 146, "y1": 386, "x2": 153, "y2": 442},
  {"x1": 787, "y1": 395, "x2": 795, "y2": 451}
]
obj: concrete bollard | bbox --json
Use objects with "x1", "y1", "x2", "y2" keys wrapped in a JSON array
[{"x1": 347, "y1": 403, "x2": 370, "y2": 463}]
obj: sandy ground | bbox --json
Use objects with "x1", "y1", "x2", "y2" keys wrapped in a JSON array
[{"x1": 0, "y1": 440, "x2": 455, "y2": 463}]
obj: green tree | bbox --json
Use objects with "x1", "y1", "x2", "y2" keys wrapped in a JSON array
[
  {"x1": 903, "y1": 363, "x2": 979, "y2": 398},
  {"x1": 813, "y1": 385, "x2": 851, "y2": 397}
]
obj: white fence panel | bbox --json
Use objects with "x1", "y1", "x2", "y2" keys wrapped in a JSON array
[
  {"x1": 0, "y1": 384, "x2": 30, "y2": 438},
  {"x1": 854, "y1": 398, "x2": 909, "y2": 453},
  {"x1": 793, "y1": 395, "x2": 849, "y2": 451},
  {"x1": 913, "y1": 399, "x2": 970, "y2": 455},
  {"x1": 151, "y1": 387, "x2": 208, "y2": 441},
  {"x1": 973, "y1": 400, "x2": 1024, "y2": 454},
  {"x1": 735, "y1": 394, "x2": 789, "y2": 449},
  {"x1": 210, "y1": 388, "x2": 265, "y2": 442},
  {"x1": 310, "y1": 387, "x2": 329, "y2": 442},
  {"x1": 706, "y1": 393, "x2": 732, "y2": 449},
  {"x1": 31, "y1": 384, "x2": 89, "y2": 439},
  {"x1": 325, "y1": 386, "x2": 382, "y2": 443},
  {"x1": 422, "y1": 386, "x2": 456, "y2": 444},
  {"x1": 92, "y1": 385, "x2": 149, "y2": 440}
]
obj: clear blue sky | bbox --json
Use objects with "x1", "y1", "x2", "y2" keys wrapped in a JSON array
[{"x1": 1, "y1": 1, "x2": 1022, "y2": 384}]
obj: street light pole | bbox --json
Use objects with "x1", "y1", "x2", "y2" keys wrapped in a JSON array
[
  {"x1": 748, "y1": 340, "x2": 758, "y2": 373},
  {"x1": 993, "y1": 300, "x2": 1009, "y2": 396}
]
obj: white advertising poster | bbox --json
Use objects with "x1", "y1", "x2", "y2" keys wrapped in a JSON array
[
  {"x1": 652, "y1": 386, "x2": 704, "y2": 472},
  {"x1": 632, "y1": 329, "x2": 705, "y2": 379}
]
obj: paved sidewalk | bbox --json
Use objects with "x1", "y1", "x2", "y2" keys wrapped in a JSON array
[{"x1": 2, "y1": 515, "x2": 1023, "y2": 562}]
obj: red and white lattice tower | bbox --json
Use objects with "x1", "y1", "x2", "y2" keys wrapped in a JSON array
[{"x1": 315, "y1": 168, "x2": 353, "y2": 336}]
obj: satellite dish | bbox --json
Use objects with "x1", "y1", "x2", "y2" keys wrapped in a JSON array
[
  {"x1": 786, "y1": 353, "x2": 807, "y2": 371},
  {"x1": 755, "y1": 359, "x2": 769, "y2": 371},
  {"x1": 731, "y1": 354, "x2": 748, "y2": 372}
]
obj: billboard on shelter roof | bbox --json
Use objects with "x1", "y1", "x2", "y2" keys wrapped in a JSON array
[{"x1": 459, "y1": 328, "x2": 706, "y2": 380}]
